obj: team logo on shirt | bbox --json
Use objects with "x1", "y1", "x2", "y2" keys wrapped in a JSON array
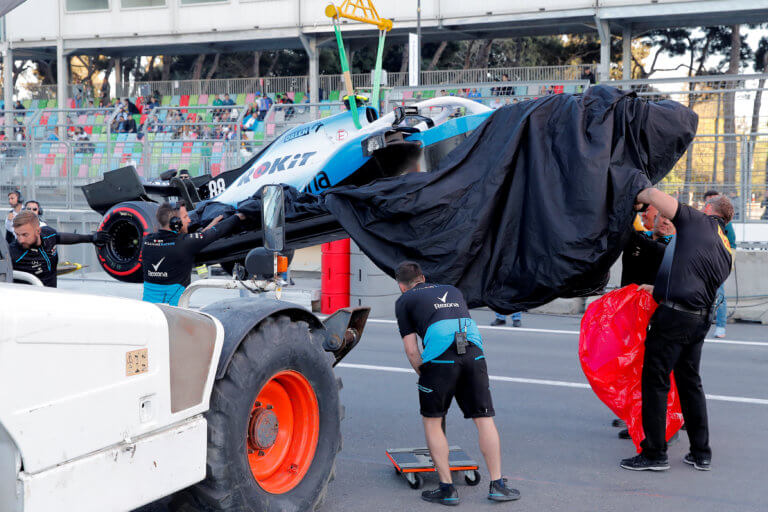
[
  {"x1": 147, "y1": 257, "x2": 168, "y2": 278},
  {"x1": 434, "y1": 291, "x2": 460, "y2": 310}
]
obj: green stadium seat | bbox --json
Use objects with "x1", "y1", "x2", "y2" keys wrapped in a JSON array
[
  {"x1": 329, "y1": 90, "x2": 340, "y2": 101},
  {"x1": 22, "y1": 100, "x2": 31, "y2": 109},
  {"x1": 189, "y1": 95, "x2": 198, "y2": 106},
  {"x1": 161, "y1": 95, "x2": 171, "y2": 106},
  {"x1": 235, "y1": 93, "x2": 246, "y2": 105},
  {"x1": 294, "y1": 92, "x2": 305, "y2": 103}
]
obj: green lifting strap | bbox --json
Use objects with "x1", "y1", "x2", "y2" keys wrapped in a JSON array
[
  {"x1": 332, "y1": 21, "x2": 362, "y2": 129},
  {"x1": 371, "y1": 29, "x2": 386, "y2": 114}
]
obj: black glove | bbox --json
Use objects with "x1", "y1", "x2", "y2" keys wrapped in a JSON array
[{"x1": 92, "y1": 231, "x2": 111, "y2": 247}]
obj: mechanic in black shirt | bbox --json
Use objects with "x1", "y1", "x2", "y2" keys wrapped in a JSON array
[
  {"x1": 9, "y1": 210, "x2": 109, "y2": 287},
  {"x1": 620, "y1": 189, "x2": 733, "y2": 473},
  {"x1": 394, "y1": 261, "x2": 520, "y2": 505},
  {"x1": 141, "y1": 201, "x2": 245, "y2": 306}
]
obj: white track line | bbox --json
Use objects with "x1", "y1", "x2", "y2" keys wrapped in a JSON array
[
  {"x1": 337, "y1": 362, "x2": 768, "y2": 405},
  {"x1": 364, "y1": 319, "x2": 768, "y2": 347}
]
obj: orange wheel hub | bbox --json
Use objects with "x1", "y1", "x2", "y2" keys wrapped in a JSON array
[{"x1": 247, "y1": 370, "x2": 320, "y2": 494}]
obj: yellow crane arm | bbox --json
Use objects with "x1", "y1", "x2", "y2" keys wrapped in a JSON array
[{"x1": 325, "y1": 0, "x2": 393, "y2": 31}]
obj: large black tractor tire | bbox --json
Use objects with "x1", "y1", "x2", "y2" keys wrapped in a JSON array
[
  {"x1": 96, "y1": 201, "x2": 159, "y2": 283},
  {"x1": 178, "y1": 315, "x2": 342, "y2": 512}
]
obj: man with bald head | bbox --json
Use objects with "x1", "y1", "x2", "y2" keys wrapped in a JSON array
[{"x1": 620, "y1": 188, "x2": 734, "y2": 473}]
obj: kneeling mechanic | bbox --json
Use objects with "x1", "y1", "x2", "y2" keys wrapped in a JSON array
[{"x1": 394, "y1": 261, "x2": 520, "y2": 506}]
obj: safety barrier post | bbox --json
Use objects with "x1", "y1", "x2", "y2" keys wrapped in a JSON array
[{"x1": 321, "y1": 238, "x2": 351, "y2": 314}]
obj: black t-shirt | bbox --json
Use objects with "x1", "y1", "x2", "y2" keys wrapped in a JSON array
[
  {"x1": 395, "y1": 283, "x2": 470, "y2": 339},
  {"x1": 620, "y1": 230, "x2": 670, "y2": 287},
  {"x1": 142, "y1": 215, "x2": 240, "y2": 287},
  {"x1": 9, "y1": 226, "x2": 60, "y2": 287},
  {"x1": 653, "y1": 204, "x2": 733, "y2": 309}
]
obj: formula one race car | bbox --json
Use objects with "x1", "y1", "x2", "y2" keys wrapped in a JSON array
[{"x1": 84, "y1": 96, "x2": 493, "y2": 282}]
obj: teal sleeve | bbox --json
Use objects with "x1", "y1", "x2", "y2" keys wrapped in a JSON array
[{"x1": 725, "y1": 223, "x2": 736, "y2": 248}]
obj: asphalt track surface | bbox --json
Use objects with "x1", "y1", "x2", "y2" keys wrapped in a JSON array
[
  {"x1": 61, "y1": 278, "x2": 766, "y2": 512},
  {"x1": 322, "y1": 311, "x2": 768, "y2": 512}
]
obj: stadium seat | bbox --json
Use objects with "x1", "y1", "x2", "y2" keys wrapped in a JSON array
[
  {"x1": 245, "y1": 93, "x2": 255, "y2": 105},
  {"x1": 161, "y1": 95, "x2": 171, "y2": 106},
  {"x1": 180, "y1": 95, "x2": 190, "y2": 107},
  {"x1": 236, "y1": 93, "x2": 246, "y2": 105},
  {"x1": 198, "y1": 94, "x2": 208, "y2": 105}
]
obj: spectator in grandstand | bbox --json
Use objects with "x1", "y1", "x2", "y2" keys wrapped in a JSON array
[
  {"x1": 581, "y1": 67, "x2": 596, "y2": 84},
  {"x1": 23, "y1": 201, "x2": 46, "y2": 227},
  {"x1": 256, "y1": 92, "x2": 269, "y2": 121},
  {"x1": 494, "y1": 74, "x2": 513, "y2": 96},
  {"x1": 13, "y1": 123, "x2": 25, "y2": 142},
  {"x1": 703, "y1": 190, "x2": 736, "y2": 339},
  {"x1": 13, "y1": 99, "x2": 23, "y2": 111},
  {"x1": 74, "y1": 128, "x2": 94, "y2": 153},
  {"x1": 182, "y1": 125, "x2": 196, "y2": 140},
  {"x1": 46, "y1": 129, "x2": 59, "y2": 141},
  {"x1": 223, "y1": 93, "x2": 235, "y2": 107},
  {"x1": 144, "y1": 95, "x2": 160, "y2": 112},
  {"x1": 123, "y1": 97, "x2": 140, "y2": 115},
  {"x1": 467, "y1": 88, "x2": 482, "y2": 102},
  {"x1": 242, "y1": 105, "x2": 257, "y2": 132},
  {"x1": 141, "y1": 113, "x2": 160, "y2": 134},
  {"x1": 6, "y1": 190, "x2": 23, "y2": 243}
]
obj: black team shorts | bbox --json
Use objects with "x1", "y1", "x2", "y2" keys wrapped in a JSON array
[{"x1": 417, "y1": 343, "x2": 495, "y2": 418}]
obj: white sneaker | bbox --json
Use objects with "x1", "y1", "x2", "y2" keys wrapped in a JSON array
[{"x1": 714, "y1": 327, "x2": 726, "y2": 338}]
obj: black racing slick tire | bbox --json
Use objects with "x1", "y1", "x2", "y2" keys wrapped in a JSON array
[
  {"x1": 182, "y1": 315, "x2": 343, "y2": 512},
  {"x1": 96, "y1": 201, "x2": 159, "y2": 283}
]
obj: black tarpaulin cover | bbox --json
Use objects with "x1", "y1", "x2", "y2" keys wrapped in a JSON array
[{"x1": 240, "y1": 85, "x2": 698, "y2": 313}]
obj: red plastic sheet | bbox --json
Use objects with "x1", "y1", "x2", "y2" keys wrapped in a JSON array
[{"x1": 579, "y1": 286, "x2": 684, "y2": 452}]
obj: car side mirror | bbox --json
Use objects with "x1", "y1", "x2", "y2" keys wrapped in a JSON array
[{"x1": 262, "y1": 184, "x2": 285, "y2": 252}]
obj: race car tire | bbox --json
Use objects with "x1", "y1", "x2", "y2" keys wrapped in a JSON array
[
  {"x1": 179, "y1": 315, "x2": 342, "y2": 512},
  {"x1": 96, "y1": 201, "x2": 159, "y2": 283}
]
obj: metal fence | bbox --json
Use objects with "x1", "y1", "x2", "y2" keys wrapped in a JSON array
[
  {"x1": 659, "y1": 132, "x2": 768, "y2": 222},
  {"x1": 11, "y1": 64, "x2": 596, "y2": 100},
  {"x1": 612, "y1": 73, "x2": 768, "y2": 131}
]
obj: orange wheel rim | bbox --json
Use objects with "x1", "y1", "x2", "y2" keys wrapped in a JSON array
[{"x1": 247, "y1": 370, "x2": 320, "y2": 494}]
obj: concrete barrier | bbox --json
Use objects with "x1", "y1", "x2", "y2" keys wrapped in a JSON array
[{"x1": 349, "y1": 241, "x2": 400, "y2": 318}]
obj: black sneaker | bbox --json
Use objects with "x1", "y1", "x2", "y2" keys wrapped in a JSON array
[
  {"x1": 512, "y1": 319, "x2": 522, "y2": 327},
  {"x1": 612, "y1": 418, "x2": 626, "y2": 428},
  {"x1": 488, "y1": 479, "x2": 521, "y2": 502},
  {"x1": 490, "y1": 319, "x2": 506, "y2": 326},
  {"x1": 618, "y1": 429, "x2": 631, "y2": 440},
  {"x1": 683, "y1": 453, "x2": 711, "y2": 471},
  {"x1": 421, "y1": 486, "x2": 460, "y2": 506},
  {"x1": 620, "y1": 454, "x2": 669, "y2": 471}
]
